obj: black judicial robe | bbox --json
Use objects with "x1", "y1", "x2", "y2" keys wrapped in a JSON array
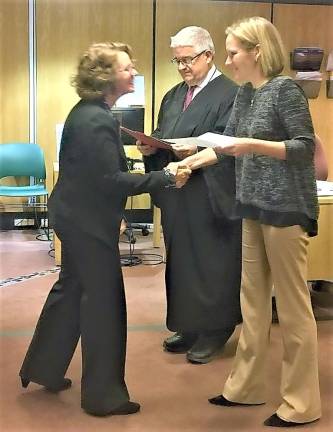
[{"x1": 144, "y1": 74, "x2": 242, "y2": 332}]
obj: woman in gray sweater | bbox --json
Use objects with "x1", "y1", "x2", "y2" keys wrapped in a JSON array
[{"x1": 179, "y1": 16, "x2": 321, "y2": 428}]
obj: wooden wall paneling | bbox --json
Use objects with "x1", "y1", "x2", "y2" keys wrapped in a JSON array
[
  {"x1": 36, "y1": 0, "x2": 154, "y2": 192},
  {"x1": 273, "y1": 3, "x2": 333, "y2": 180},
  {"x1": 154, "y1": 0, "x2": 271, "y2": 129},
  {"x1": 0, "y1": 0, "x2": 29, "y2": 211}
]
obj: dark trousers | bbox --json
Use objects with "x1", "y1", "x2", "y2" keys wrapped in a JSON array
[{"x1": 20, "y1": 225, "x2": 129, "y2": 414}]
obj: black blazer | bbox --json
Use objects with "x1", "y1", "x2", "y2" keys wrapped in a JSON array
[{"x1": 49, "y1": 99, "x2": 170, "y2": 245}]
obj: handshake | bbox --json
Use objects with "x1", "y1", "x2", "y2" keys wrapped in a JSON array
[
  {"x1": 165, "y1": 162, "x2": 192, "y2": 188},
  {"x1": 136, "y1": 140, "x2": 197, "y2": 189}
]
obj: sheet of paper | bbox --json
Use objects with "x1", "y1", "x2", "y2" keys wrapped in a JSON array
[
  {"x1": 164, "y1": 133, "x2": 236, "y2": 148},
  {"x1": 196, "y1": 133, "x2": 236, "y2": 148},
  {"x1": 316, "y1": 180, "x2": 333, "y2": 196},
  {"x1": 163, "y1": 137, "x2": 198, "y2": 146}
]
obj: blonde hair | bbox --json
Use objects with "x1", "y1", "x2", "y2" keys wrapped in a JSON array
[
  {"x1": 71, "y1": 42, "x2": 133, "y2": 100},
  {"x1": 225, "y1": 16, "x2": 285, "y2": 77}
]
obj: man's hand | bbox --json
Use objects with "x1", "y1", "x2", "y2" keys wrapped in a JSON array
[
  {"x1": 171, "y1": 143, "x2": 197, "y2": 159},
  {"x1": 136, "y1": 140, "x2": 157, "y2": 156},
  {"x1": 166, "y1": 162, "x2": 192, "y2": 188}
]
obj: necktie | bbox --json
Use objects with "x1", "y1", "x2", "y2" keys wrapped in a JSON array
[{"x1": 183, "y1": 86, "x2": 196, "y2": 111}]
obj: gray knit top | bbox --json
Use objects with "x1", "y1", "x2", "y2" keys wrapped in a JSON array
[{"x1": 222, "y1": 76, "x2": 319, "y2": 236}]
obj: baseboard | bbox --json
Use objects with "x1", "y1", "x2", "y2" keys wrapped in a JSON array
[
  {"x1": 0, "y1": 209, "x2": 152, "y2": 230},
  {"x1": 0, "y1": 211, "x2": 48, "y2": 230},
  {"x1": 0, "y1": 209, "x2": 153, "y2": 231}
]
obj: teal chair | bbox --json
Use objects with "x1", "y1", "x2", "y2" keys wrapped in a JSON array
[{"x1": 0, "y1": 143, "x2": 49, "y2": 236}]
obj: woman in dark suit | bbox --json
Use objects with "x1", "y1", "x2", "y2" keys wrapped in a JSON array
[{"x1": 19, "y1": 42, "x2": 188, "y2": 417}]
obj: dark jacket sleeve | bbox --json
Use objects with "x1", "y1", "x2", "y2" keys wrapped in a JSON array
[{"x1": 84, "y1": 112, "x2": 171, "y2": 197}]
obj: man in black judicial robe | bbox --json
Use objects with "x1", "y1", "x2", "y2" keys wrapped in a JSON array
[{"x1": 138, "y1": 26, "x2": 242, "y2": 364}]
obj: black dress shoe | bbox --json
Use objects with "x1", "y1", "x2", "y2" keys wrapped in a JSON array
[
  {"x1": 263, "y1": 413, "x2": 318, "y2": 428},
  {"x1": 20, "y1": 377, "x2": 72, "y2": 393},
  {"x1": 186, "y1": 333, "x2": 226, "y2": 364},
  {"x1": 209, "y1": 394, "x2": 265, "y2": 407},
  {"x1": 163, "y1": 332, "x2": 197, "y2": 353},
  {"x1": 85, "y1": 401, "x2": 141, "y2": 417}
]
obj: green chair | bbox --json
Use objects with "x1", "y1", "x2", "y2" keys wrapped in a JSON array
[{"x1": 0, "y1": 143, "x2": 49, "y2": 237}]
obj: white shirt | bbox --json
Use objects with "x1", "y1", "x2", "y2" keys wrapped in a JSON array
[{"x1": 192, "y1": 65, "x2": 221, "y2": 99}]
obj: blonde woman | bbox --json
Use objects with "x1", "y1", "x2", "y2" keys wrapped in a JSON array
[{"x1": 180, "y1": 17, "x2": 321, "y2": 427}]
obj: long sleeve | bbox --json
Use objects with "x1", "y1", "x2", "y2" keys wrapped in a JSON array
[
  {"x1": 85, "y1": 112, "x2": 171, "y2": 197},
  {"x1": 277, "y1": 80, "x2": 315, "y2": 165}
]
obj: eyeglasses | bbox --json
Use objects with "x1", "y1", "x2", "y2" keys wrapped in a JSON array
[{"x1": 171, "y1": 50, "x2": 207, "y2": 67}]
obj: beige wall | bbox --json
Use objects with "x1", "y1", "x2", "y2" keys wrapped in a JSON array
[
  {"x1": 273, "y1": 3, "x2": 333, "y2": 180},
  {"x1": 154, "y1": 0, "x2": 271, "y2": 125},
  {"x1": 36, "y1": 0, "x2": 154, "y2": 192},
  {"x1": 1, "y1": 0, "x2": 332, "y2": 209}
]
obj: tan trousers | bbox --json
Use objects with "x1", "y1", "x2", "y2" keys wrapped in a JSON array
[{"x1": 223, "y1": 219, "x2": 321, "y2": 423}]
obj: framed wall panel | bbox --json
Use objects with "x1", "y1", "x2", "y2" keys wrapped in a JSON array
[
  {"x1": 0, "y1": 0, "x2": 29, "y2": 143},
  {"x1": 273, "y1": 3, "x2": 333, "y2": 180},
  {"x1": 36, "y1": 0, "x2": 154, "y2": 191},
  {"x1": 0, "y1": 0, "x2": 29, "y2": 211},
  {"x1": 154, "y1": 0, "x2": 271, "y2": 129}
]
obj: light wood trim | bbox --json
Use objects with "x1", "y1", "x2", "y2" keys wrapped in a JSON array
[
  {"x1": 152, "y1": 206, "x2": 162, "y2": 248},
  {"x1": 52, "y1": 163, "x2": 61, "y2": 265}
]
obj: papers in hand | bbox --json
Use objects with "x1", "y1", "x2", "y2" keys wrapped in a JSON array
[
  {"x1": 316, "y1": 180, "x2": 333, "y2": 196},
  {"x1": 120, "y1": 126, "x2": 172, "y2": 150},
  {"x1": 120, "y1": 127, "x2": 235, "y2": 150},
  {"x1": 164, "y1": 133, "x2": 236, "y2": 149}
]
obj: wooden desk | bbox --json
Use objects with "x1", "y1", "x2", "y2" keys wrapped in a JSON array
[
  {"x1": 53, "y1": 160, "x2": 331, "y2": 276},
  {"x1": 53, "y1": 162, "x2": 162, "y2": 265},
  {"x1": 307, "y1": 196, "x2": 333, "y2": 281}
]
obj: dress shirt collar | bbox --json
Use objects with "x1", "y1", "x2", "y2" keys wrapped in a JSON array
[{"x1": 191, "y1": 65, "x2": 221, "y2": 99}]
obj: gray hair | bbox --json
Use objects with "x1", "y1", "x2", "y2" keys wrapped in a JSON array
[{"x1": 170, "y1": 26, "x2": 215, "y2": 54}]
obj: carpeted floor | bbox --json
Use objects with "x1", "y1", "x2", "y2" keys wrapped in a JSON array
[{"x1": 0, "y1": 229, "x2": 332, "y2": 431}]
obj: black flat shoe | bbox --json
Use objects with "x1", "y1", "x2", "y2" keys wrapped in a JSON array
[
  {"x1": 163, "y1": 332, "x2": 197, "y2": 353},
  {"x1": 264, "y1": 413, "x2": 318, "y2": 428},
  {"x1": 209, "y1": 394, "x2": 265, "y2": 407},
  {"x1": 20, "y1": 377, "x2": 72, "y2": 393},
  {"x1": 85, "y1": 401, "x2": 141, "y2": 417}
]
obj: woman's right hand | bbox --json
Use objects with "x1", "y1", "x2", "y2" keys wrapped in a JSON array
[
  {"x1": 166, "y1": 162, "x2": 192, "y2": 188},
  {"x1": 136, "y1": 140, "x2": 157, "y2": 156}
]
